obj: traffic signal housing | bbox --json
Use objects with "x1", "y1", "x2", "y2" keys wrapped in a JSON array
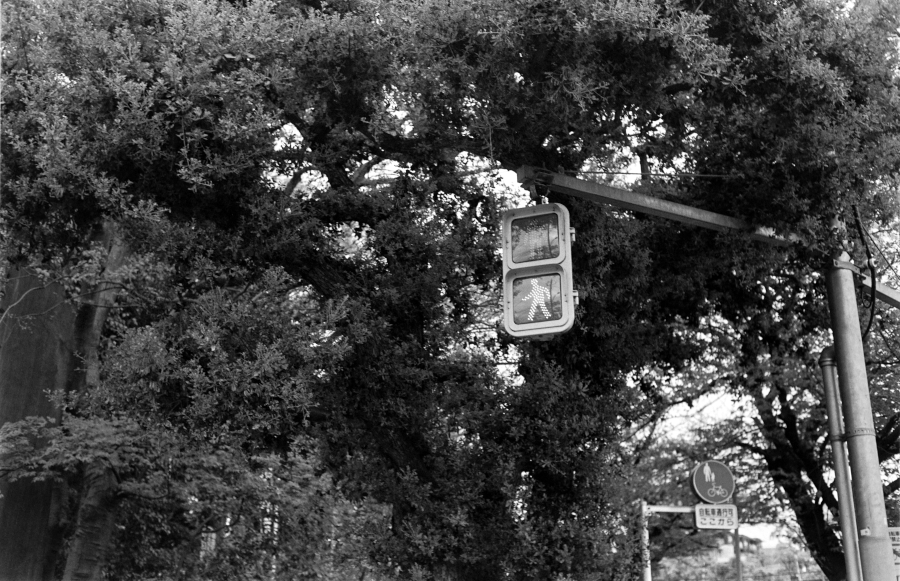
[{"x1": 501, "y1": 203, "x2": 576, "y2": 339}]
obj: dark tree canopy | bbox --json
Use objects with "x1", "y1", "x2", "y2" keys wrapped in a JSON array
[{"x1": 1, "y1": 0, "x2": 899, "y2": 579}]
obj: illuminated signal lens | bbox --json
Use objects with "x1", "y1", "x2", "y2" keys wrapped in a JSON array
[{"x1": 512, "y1": 274, "x2": 562, "y2": 324}]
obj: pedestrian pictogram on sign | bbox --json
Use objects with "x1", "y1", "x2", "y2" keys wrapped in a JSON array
[{"x1": 691, "y1": 460, "x2": 735, "y2": 504}]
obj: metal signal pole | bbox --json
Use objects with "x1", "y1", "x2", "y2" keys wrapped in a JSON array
[
  {"x1": 819, "y1": 347, "x2": 863, "y2": 581},
  {"x1": 517, "y1": 167, "x2": 900, "y2": 581},
  {"x1": 826, "y1": 253, "x2": 894, "y2": 581}
]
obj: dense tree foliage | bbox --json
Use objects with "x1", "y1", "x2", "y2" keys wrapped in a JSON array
[{"x1": 1, "y1": 0, "x2": 898, "y2": 580}]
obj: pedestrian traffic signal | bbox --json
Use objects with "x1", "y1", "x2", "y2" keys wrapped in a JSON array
[{"x1": 501, "y1": 203, "x2": 576, "y2": 338}]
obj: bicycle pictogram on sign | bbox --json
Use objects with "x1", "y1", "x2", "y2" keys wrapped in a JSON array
[{"x1": 691, "y1": 460, "x2": 735, "y2": 504}]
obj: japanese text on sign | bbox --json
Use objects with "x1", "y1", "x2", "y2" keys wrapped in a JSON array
[
  {"x1": 888, "y1": 526, "x2": 900, "y2": 575},
  {"x1": 890, "y1": 528, "x2": 900, "y2": 546},
  {"x1": 695, "y1": 504, "x2": 738, "y2": 529}
]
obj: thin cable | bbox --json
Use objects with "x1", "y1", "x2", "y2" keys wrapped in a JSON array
[
  {"x1": 877, "y1": 319, "x2": 900, "y2": 363},
  {"x1": 853, "y1": 206, "x2": 876, "y2": 341},
  {"x1": 864, "y1": 229, "x2": 900, "y2": 281},
  {"x1": 578, "y1": 170, "x2": 734, "y2": 178}
]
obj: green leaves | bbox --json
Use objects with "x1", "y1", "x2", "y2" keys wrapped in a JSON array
[
  {"x1": 3, "y1": 0, "x2": 899, "y2": 578},
  {"x1": 0, "y1": 415, "x2": 152, "y2": 482}
]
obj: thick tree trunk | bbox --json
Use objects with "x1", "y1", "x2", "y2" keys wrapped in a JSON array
[
  {"x1": 748, "y1": 377, "x2": 847, "y2": 581},
  {"x1": 61, "y1": 460, "x2": 119, "y2": 581},
  {"x1": 59, "y1": 224, "x2": 128, "y2": 580},
  {"x1": 0, "y1": 223, "x2": 128, "y2": 580},
  {"x1": 0, "y1": 271, "x2": 76, "y2": 581}
]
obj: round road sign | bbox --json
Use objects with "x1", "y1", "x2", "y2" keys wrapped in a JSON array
[{"x1": 691, "y1": 460, "x2": 735, "y2": 504}]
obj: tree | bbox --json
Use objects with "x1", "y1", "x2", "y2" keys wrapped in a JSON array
[{"x1": 2, "y1": 0, "x2": 899, "y2": 579}]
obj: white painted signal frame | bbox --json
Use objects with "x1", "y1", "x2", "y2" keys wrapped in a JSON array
[{"x1": 501, "y1": 204, "x2": 575, "y2": 338}]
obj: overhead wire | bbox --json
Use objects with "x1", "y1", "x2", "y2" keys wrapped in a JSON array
[
  {"x1": 864, "y1": 228, "x2": 900, "y2": 281},
  {"x1": 876, "y1": 319, "x2": 900, "y2": 363},
  {"x1": 852, "y1": 206, "x2": 877, "y2": 342},
  {"x1": 578, "y1": 170, "x2": 734, "y2": 178},
  {"x1": 864, "y1": 225, "x2": 900, "y2": 361}
]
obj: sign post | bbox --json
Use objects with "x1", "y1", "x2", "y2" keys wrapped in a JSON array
[
  {"x1": 641, "y1": 503, "x2": 696, "y2": 581},
  {"x1": 641, "y1": 501, "x2": 741, "y2": 580},
  {"x1": 691, "y1": 461, "x2": 741, "y2": 581}
]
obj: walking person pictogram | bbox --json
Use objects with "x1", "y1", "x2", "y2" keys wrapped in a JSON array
[{"x1": 525, "y1": 279, "x2": 552, "y2": 321}]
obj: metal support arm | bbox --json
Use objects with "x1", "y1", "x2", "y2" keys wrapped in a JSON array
[
  {"x1": 518, "y1": 166, "x2": 796, "y2": 246},
  {"x1": 831, "y1": 259, "x2": 900, "y2": 310},
  {"x1": 519, "y1": 166, "x2": 900, "y2": 307}
]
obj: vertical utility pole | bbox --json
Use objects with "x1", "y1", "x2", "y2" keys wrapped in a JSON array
[
  {"x1": 640, "y1": 500, "x2": 652, "y2": 581},
  {"x1": 819, "y1": 347, "x2": 862, "y2": 581},
  {"x1": 826, "y1": 252, "x2": 894, "y2": 581}
]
